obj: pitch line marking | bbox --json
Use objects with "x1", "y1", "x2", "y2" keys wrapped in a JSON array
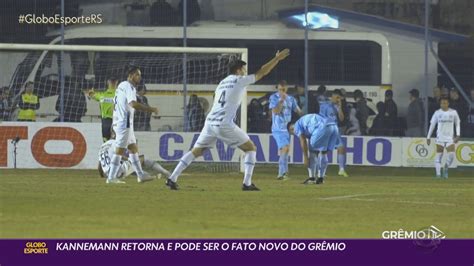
[
  {"x1": 351, "y1": 198, "x2": 457, "y2": 207},
  {"x1": 319, "y1": 193, "x2": 381, "y2": 200}
]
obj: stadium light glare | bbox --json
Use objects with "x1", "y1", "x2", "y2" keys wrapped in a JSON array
[{"x1": 290, "y1": 12, "x2": 339, "y2": 29}]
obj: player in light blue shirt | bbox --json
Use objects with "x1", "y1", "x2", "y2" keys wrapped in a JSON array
[
  {"x1": 289, "y1": 113, "x2": 339, "y2": 184},
  {"x1": 269, "y1": 80, "x2": 303, "y2": 180},
  {"x1": 319, "y1": 89, "x2": 349, "y2": 177}
]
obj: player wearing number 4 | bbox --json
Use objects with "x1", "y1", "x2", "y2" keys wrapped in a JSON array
[
  {"x1": 426, "y1": 97, "x2": 461, "y2": 179},
  {"x1": 166, "y1": 49, "x2": 291, "y2": 191},
  {"x1": 269, "y1": 80, "x2": 303, "y2": 180},
  {"x1": 106, "y1": 66, "x2": 159, "y2": 184}
]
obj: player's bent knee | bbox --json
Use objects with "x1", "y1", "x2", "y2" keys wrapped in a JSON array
[
  {"x1": 280, "y1": 145, "x2": 290, "y2": 154},
  {"x1": 191, "y1": 148, "x2": 206, "y2": 157}
]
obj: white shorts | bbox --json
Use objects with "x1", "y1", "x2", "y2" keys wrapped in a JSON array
[
  {"x1": 435, "y1": 138, "x2": 454, "y2": 148},
  {"x1": 113, "y1": 126, "x2": 136, "y2": 148},
  {"x1": 194, "y1": 123, "x2": 250, "y2": 148}
]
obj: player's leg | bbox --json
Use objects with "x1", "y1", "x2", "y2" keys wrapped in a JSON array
[
  {"x1": 140, "y1": 155, "x2": 171, "y2": 178},
  {"x1": 274, "y1": 131, "x2": 291, "y2": 180},
  {"x1": 318, "y1": 151, "x2": 329, "y2": 184},
  {"x1": 238, "y1": 140, "x2": 259, "y2": 191},
  {"x1": 167, "y1": 124, "x2": 215, "y2": 189},
  {"x1": 102, "y1": 118, "x2": 113, "y2": 142},
  {"x1": 434, "y1": 144, "x2": 444, "y2": 178},
  {"x1": 127, "y1": 129, "x2": 154, "y2": 183},
  {"x1": 444, "y1": 143, "x2": 455, "y2": 179},
  {"x1": 337, "y1": 140, "x2": 349, "y2": 177},
  {"x1": 106, "y1": 126, "x2": 128, "y2": 183},
  {"x1": 303, "y1": 150, "x2": 319, "y2": 184},
  {"x1": 309, "y1": 126, "x2": 331, "y2": 183}
]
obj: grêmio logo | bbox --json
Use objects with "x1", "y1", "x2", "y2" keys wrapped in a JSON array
[
  {"x1": 382, "y1": 225, "x2": 446, "y2": 239},
  {"x1": 24, "y1": 242, "x2": 48, "y2": 254}
]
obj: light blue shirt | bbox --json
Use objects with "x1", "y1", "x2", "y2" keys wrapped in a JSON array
[
  {"x1": 293, "y1": 114, "x2": 327, "y2": 139},
  {"x1": 319, "y1": 101, "x2": 339, "y2": 125},
  {"x1": 269, "y1": 92, "x2": 298, "y2": 132}
]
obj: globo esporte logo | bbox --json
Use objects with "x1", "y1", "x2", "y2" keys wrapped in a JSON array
[{"x1": 24, "y1": 241, "x2": 48, "y2": 254}]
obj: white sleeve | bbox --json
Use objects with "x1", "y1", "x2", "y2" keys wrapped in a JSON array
[
  {"x1": 236, "y1": 75, "x2": 256, "y2": 88},
  {"x1": 427, "y1": 112, "x2": 437, "y2": 139},
  {"x1": 125, "y1": 85, "x2": 137, "y2": 104},
  {"x1": 454, "y1": 110, "x2": 461, "y2": 137}
]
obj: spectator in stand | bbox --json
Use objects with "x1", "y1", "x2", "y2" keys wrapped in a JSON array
[
  {"x1": 428, "y1": 86, "x2": 442, "y2": 119},
  {"x1": 466, "y1": 88, "x2": 474, "y2": 138},
  {"x1": 185, "y1": 94, "x2": 205, "y2": 132},
  {"x1": 316, "y1": 85, "x2": 328, "y2": 103},
  {"x1": 150, "y1": 0, "x2": 178, "y2": 26},
  {"x1": 354, "y1": 89, "x2": 369, "y2": 135},
  {"x1": 18, "y1": 82, "x2": 40, "y2": 122},
  {"x1": 294, "y1": 85, "x2": 306, "y2": 111},
  {"x1": 54, "y1": 89, "x2": 87, "y2": 122},
  {"x1": 0, "y1": 87, "x2": 11, "y2": 121},
  {"x1": 406, "y1": 89, "x2": 425, "y2": 137},
  {"x1": 369, "y1": 102, "x2": 387, "y2": 136},
  {"x1": 384, "y1": 90, "x2": 398, "y2": 136},
  {"x1": 449, "y1": 88, "x2": 468, "y2": 133},
  {"x1": 179, "y1": 0, "x2": 201, "y2": 25},
  {"x1": 338, "y1": 88, "x2": 350, "y2": 134},
  {"x1": 346, "y1": 104, "x2": 361, "y2": 136},
  {"x1": 134, "y1": 85, "x2": 153, "y2": 131}
]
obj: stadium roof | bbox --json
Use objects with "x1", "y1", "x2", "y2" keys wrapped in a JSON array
[{"x1": 278, "y1": 5, "x2": 469, "y2": 42}]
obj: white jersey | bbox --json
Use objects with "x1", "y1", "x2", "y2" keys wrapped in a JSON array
[
  {"x1": 427, "y1": 108, "x2": 461, "y2": 143},
  {"x1": 113, "y1": 81, "x2": 137, "y2": 129},
  {"x1": 206, "y1": 74, "x2": 256, "y2": 127},
  {"x1": 99, "y1": 140, "x2": 116, "y2": 175}
]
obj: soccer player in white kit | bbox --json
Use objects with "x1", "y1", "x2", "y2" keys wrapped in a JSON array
[
  {"x1": 166, "y1": 49, "x2": 291, "y2": 191},
  {"x1": 426, "y1": 97, "x2": 461, "y2": 178},
  {"x1": 98, "y1": 139, "x2": 171, "y2": 180},
  {"x1": 106, "y1": 66, "x2": 159, "y2": 184}
]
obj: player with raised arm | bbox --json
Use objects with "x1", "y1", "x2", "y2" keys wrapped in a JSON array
[
  {"x1": 106, "y1": 66, "x2": 159, "y2": 184},
  {"x1": 288, "y1": 113, "x2": 339, "y2": 185},
  {"x1": 98, "y1": 139, "x2": 170, "y2": 180},
  {"x1": 426, "y1": 97, "x2": 461, "y2": 178},
  {"x1": 319, "y1": 89, "x2": 349, "y2": 177},
  {"x1": 166, "y1": 49, "x2": 291, "y2": 191},
  {"x1": 269, "y1": 80, "x2": 303, "y2": 180}
]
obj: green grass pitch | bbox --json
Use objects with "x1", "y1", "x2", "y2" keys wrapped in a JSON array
[{"x1": 1, "y1": 165, "x2": 473, "y2": 238}]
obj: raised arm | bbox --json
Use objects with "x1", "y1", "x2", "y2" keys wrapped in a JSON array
[{"x1": 254, "y1": 49, "x2": 290, "y2": 82}]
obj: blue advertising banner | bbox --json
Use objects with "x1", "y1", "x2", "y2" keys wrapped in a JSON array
[{"x1": 0, "y1": 239, "x2": 472, "y2": 266}]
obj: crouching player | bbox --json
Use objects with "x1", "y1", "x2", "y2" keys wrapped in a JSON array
[
  {"x1": 98, "y1": 139, "x2": 171, "y2": 182},
  {"x1": 288, "y1": 114, "x2": 339, "y2": 184}
]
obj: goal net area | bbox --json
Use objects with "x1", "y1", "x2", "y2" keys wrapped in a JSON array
[{"x1": 0, "y1": 44, "x2": 248, "y2": 172}]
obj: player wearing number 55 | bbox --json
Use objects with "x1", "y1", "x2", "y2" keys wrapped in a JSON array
[{"x1": 166, "y1": 49, "x2": 291, "y2": 191}]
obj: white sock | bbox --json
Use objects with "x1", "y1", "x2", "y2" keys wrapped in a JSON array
[
  {"x1": 435, "y1": 153, "x2": 443, "y2": 176},
  {"x1": 169, "y1": 151, "x2": 195, "y2": 182},
  {"x1": 446, "y1": 152, "x2": 455, "y2": 168},
  {"x1": 144, "y1": 159, "x2": 171, "y2": 177},
  {"x1": 129, "y1": 153, "x2": 145, "y2": 178},
  {"x1": 309, "y1": 152, "x2": 318, "y2": 178},
  {"x1": 243, "y1": 151, "x2": 256, "y2": 186},
  {"x1": 107, "y1": 154, "x2": 122, "y2": 180},
  {"x1": 307, "y1": 168, "x2": 313, "y2": 178}
]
